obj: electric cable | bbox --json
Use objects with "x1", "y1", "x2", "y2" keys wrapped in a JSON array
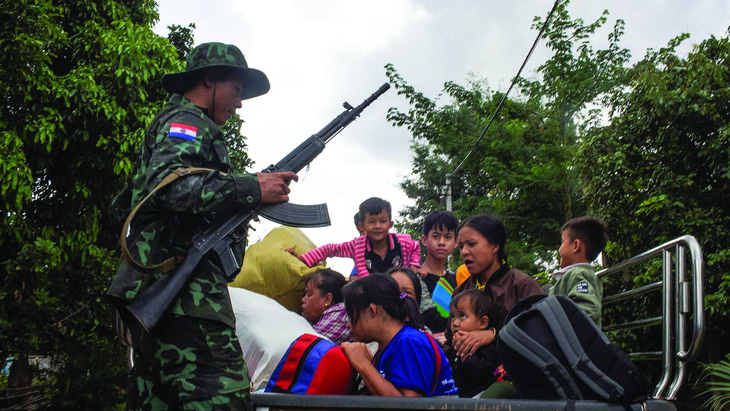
[{"x1": 450, "y1": 0, "x2": 560, "y2": 178}]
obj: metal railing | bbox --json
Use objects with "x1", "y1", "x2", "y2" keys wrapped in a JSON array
[{"x1": 596, "y1": 235, "x2": 705, "y2": 400}]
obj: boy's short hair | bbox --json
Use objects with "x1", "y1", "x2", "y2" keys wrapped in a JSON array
[
  {"x1": 359, "y1": 197, "x2": 391, "y2": 220},
  {"x1": 423, "y1": 210, "x2": 459, "y2": 236},
  {"x1": 353, "y1": 212, "x2": 361, "y2": 228},
  {"x1": 562, "y1": 216, "x2": 609, "y2": 261},
  {"x1": 450, "y1": 289, "x2": 496, "y2": 320}
]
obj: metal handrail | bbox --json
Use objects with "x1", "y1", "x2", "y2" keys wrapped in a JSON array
[{"x1": 595, "y1": 235, "x2": 704, "y2": 400}]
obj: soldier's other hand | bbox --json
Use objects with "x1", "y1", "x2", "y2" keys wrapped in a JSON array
[{"x1": 257, "y1": 172, "x2": 298, "y2": 204}]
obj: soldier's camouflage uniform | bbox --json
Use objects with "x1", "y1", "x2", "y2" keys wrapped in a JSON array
[{"x1": 107, "y1": 43, "x2": 267, "y2": 410}]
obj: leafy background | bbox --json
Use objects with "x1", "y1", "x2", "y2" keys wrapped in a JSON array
[{"x1": 1, "y1": 0, "x2": 728, "y2": 409}]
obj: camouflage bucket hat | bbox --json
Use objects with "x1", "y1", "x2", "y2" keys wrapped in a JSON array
[{"x1": 162, "y1": 42, "x2": 270, "y2": 99}]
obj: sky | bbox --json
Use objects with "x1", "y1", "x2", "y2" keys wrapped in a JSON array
[{"x1": 153, "y1": 0, "x2": 730, "y2": 274}]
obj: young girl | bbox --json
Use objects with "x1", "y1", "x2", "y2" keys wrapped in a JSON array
[
  {"x1": 444, "y1": 289, "x2": 500, "y2": 397},
  {"x1": 340, "y1": 274, "x2": 458, "y2": 397},
  {"x1": 386, "y1": 267, "x2": 426, "y2": 331}
]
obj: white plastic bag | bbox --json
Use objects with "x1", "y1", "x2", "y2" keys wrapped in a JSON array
[{"x1": 229, "y1": 286, "x2": 324, "y2": 391}]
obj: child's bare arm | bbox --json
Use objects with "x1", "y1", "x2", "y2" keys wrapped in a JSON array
[{"x1": 283, "y1": 247, "x2": 305, "y2": 262}]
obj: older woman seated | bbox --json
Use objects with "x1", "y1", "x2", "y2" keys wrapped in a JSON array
[{"x1": 301, "y1": 269, "x2": 352, "y2": 345}]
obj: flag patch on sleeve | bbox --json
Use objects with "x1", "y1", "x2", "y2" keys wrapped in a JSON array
[{"x1": 169, "y1": 123, "x2": 198, "y2": 141}]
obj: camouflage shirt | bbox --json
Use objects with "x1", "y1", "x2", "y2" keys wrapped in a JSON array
[{"x1": 107, "y1": 94, "x2": 260, "y2": 328}]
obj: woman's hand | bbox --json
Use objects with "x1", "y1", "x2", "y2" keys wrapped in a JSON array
[
  {"x1": 452, "y1": 328, "x2": 495, "y2": 359},
  {"x1": 341, "y1": 342, "x2": 373, "y2": 369},
  {"x1": 341, "y1": 343, "x2": 421, "y2": 397}
]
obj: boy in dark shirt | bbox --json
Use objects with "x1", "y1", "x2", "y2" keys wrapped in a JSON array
[{"x1": 416, "y1": 211, "x2": 459, "y2": 332}]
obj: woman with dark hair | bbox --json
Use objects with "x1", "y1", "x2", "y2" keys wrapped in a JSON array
[
  {"x1": 340, "y1": 274, "x2": 458, "y2": 397},
  {"x1": 301, "y1": 269, "x2": 351, "y2": 345},
  {"x1": 386, "y1": 267, "x2": 426, "y2": 331},
  {"x1": 448, "y1": 214, "x2": 543, "y2": 360}
]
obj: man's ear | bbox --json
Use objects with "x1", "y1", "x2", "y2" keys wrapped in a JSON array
[
  {"x1": 421, "y1": 234, "x2": 428, "y2": 245},
  {"x1": 203, "y1": 69, "x2": 216, "y2": 87}
]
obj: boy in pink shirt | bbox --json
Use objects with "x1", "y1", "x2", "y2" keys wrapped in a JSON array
[{"x1": 290, "y1": 197, "x2": 420, "y2": 277}]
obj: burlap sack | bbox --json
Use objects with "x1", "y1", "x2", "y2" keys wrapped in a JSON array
[{"x1": 229, "y1": 226, "x2": 324, "y2": 312}]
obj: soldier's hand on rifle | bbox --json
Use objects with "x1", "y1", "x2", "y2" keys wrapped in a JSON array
[{"x1": 257, "y1": 172, "x2": 298, "y2": 204}]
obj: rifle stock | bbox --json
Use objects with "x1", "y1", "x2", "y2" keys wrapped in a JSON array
[{"x1": 126, "y1": 83, "x2": 390, "y2": 332}]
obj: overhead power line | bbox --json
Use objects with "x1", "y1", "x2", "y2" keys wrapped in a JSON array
[{"x1": 449, "y1": 0, "x2": 560, "y2": 180}]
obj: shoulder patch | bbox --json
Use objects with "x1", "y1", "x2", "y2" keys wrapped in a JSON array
[
  {"x1": 169, "y1": 123, "x2": 198, "y2": 141},
  {"x1": 576, "y1": 282, "x2": 589, "y2": 294}
]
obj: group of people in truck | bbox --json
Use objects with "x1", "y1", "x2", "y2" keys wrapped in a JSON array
[{"x1": 289, "y1": 196, "x2": 607, "y2": 398}]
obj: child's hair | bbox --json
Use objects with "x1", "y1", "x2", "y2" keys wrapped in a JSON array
[
  {"x1": 458, "y1": 214, "x2": 507, "y2": 262},
  {"x1": 359, "y1": 197, "x2": 392, "y2": 221},
  {"x1": 386, "y1": 267, "x2": 423, "y2": 307},
  {"x1": 562, "y1": 216, "x2": 609, "y2": 261},
  {"x1": 304, "y1": 269, "x2": 347, "y2": 305},
  {"x1": 450, "y1": 289, "x2": 496, "y2": 323},
  {"x1": 343, "y1": 273, "x2": 423, "y2": 330},
  {"x1": 353, "y1": 212, "x2": 361, "y2": 228},
  {"x1": 423, "y1": 210, "x2": 459, "y2": 236}
]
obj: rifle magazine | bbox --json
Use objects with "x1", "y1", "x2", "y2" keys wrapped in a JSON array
[{"x1": 257, "y1": 203, "x2": 330, "y2": 228}]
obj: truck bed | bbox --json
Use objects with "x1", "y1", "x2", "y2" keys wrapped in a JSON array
[{"x1": 252, "y1": 392, "x2": 675, "y2": 410}]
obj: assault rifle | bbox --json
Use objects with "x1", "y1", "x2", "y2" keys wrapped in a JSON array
[{"x1": 127, "y1": 83, "x2": 390, "y2": 332}]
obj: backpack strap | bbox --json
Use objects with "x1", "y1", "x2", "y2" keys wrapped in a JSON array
[
  {"x1": 538, "y1": 297, "x2": 629, "y2": 405},
  {"x1": 499, "y1": 312, "x2": 583, "y2": 399},
  {"x1": 425, "y1": 332, "x2": 442, "y2": 396},
  {"x1": 120, "y1": 167, "x2": 221, "y2": 274}
]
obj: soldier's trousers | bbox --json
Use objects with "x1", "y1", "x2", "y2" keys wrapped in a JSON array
[{"x1": 127, "y1": 314, "x2": 252, "y2": 410}]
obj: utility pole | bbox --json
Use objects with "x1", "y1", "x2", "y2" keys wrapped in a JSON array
[{"x1": 441, "y1": 174, "x2": 452, "y2": 212}]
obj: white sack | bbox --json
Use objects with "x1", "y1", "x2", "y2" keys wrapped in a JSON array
[{"x1": 229, "y1": 286, "x2": 324, "y2": 391}]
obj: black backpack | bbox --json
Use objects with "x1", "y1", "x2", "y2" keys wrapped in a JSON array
[{"x1": 497, "y1": 295, "x2": 649, "y2": 408}]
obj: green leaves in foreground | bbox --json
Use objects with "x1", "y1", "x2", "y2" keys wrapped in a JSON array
[{"x1": 698, "y1": 353, "x2": 730, "y2": 411}]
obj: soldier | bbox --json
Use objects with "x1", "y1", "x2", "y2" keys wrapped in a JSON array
[{"x1": 106, "y1": 42, "x2": 296, "y2": 410}]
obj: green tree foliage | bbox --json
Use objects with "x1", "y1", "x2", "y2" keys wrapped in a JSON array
[
  {"x1": 386, "y1": 0, "x2": 630, "y2": 274},
  {"x1": 0, "y1": 0, "x2": 188, "y2": 408},
  {"x1": 580, "y1": 31, "x2": 730, "y2": 353},
  {"x1": 386, "y1": 69, "x2": 575, "y2": 273}
]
